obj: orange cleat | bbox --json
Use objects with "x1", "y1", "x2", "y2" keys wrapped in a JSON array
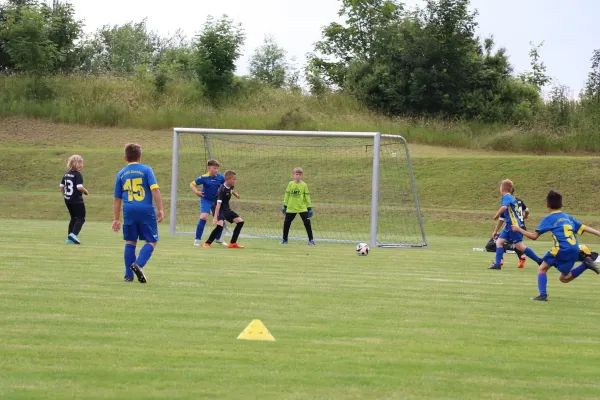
[
  {"x1": 203, "y1": 243, "x2": 211, "y2": 248},
  {"x1": 228, "y1": 243, "x2": 244, "y2": 248},
  {"x1": 517, "y1": 256, "x2": 526, "y2": 269}
]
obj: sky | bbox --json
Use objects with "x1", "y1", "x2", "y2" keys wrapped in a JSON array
[{"x1": 67, "y1": 0, "x2": 600, "y2": 96}]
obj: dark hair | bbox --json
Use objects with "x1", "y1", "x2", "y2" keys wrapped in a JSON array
[
  {"x1": 207, "y1": 159, "x2": 220, "y2": 167},
  {"x1": 546, "y1": 190, "x2": 562, "y2": 210},
  {"x1": 125, "y1": 143, "x2": 142, "y2": 162}
]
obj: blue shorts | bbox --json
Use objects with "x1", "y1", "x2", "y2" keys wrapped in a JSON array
[
  {"x1": 123, "y1": 221, "x2": 159, "y2": 243},
  {"x1": 200, "y1": 199, "x2": 216, "y2": 214},
  {"x1": 498, "y1": 229, "x2": 523, "y2": 244},
  {"x1": 543, "y1": 250, "x2": 579, "y2": 275}
]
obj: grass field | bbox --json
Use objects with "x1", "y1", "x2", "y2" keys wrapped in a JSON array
[{"x1": 2, "y1": 220, "x2": 600, "y2": 400}]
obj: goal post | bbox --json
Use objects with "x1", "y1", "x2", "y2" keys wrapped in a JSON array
[{"x1": 170, "y1": 128, "x2": 427, "y2": 248}]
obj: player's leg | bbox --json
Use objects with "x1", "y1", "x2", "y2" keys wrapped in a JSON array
[
  {"x1": 533, "y1": 260, "x2": 552, "y2": 301},
  {"x1": 514, "y1": 241, "x2": 542, "y2": 265},
  {"x1": 70, "y1": 203, "x2": 86, "y2": 242},
  {"x1": 282, "y1": 213, "x2": 296, "y2": 244},
  {"x1": 194, "y1": 207, "x2": 210, "y2": 245},
  {"x1": 65, "y1": 202, "x2": 76, "y2": 243},
  {"x1": 122, "y1": 224, "x2": 138, "y2": 282},
  {"x1": 213, "y1": 204, "x2": 228, "y2": 246},
  {"x1": 205, "y1": 220, "x2": 224, "y2": 247},
  {"x1": 489, "y1": 235, "x2": 507, "y2": 269},
  {"x1": 130, "y1": 222, "x2": 159, "y2": 284},
  {"x1": 228, "y1": 213, "x2": 245, "y2": 248},
  {"x1": 299, "y1": 212, "x2": 314, "y2": 245}
]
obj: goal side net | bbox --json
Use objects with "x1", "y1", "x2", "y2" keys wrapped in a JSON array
[{"x1": 170, "y1": 128, "x2": 427, "y2": 248}]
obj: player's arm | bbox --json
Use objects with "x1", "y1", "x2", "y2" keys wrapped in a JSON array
[
  {"x1": 521, "y1": 200, "x2": 530, "y2": 219},
  {"x1": 304, "y1": 184, "x2": 312, "y2": 216},
  {"x1": 282, "y1": 182, "x2": 291, "y2": 214},
  {"x1": 232, "y1": 190, "x2": 240, "y2": 199},
  {"x1": 512, "y1": 224, "x2": 541, "y2": 240},
  {"x1": 190, "y1": 179, "x2": 203, "y2": 197},
  {"x1": 582, "y1": 226, "x2": 600, "y2": 237},
  {"x1": 59, "y1": 178, "x2": 65, "y2": 194},
  {"x1": 492, "y1": 219, "x2": 504, "y2": 237},
  {"x1": 152, "y1": 188, "x2": 164, "y2": 223},
  {"x1": 213, "y1": 187, "x2": 223, "y2": 224},
  {"x1": 493, "y1": 206, "x2": 507, "y2": 220},
  {"x1": 112, "y1": 175, "x2": 122, "y2": 231},
  {"x1": 76, "y1": 173, "x2": 89, "y2": 195}
]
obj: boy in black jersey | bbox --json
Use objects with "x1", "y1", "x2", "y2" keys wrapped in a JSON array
[
  {"x1": 59, "y1": 155, "x2": 89, "y2": 244},
  {"x1": 205, "y1": 170, "x2": 245, "y2": 248}
]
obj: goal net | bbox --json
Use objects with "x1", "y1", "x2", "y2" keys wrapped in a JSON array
[{"x1": 170, "y1": 128, "x2": 427, "y2": 247}]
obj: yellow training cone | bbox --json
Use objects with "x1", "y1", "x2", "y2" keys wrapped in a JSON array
[{"x1": 237, "y1": 319, "x2": 275, "y2": 341}]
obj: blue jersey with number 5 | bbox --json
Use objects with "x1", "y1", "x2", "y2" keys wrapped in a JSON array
[
  {"x1": 536, "y1": 211, "x2": 585, "y2": 256},
  {"x1": 114, "y1": 162, "x2": 159, "y2": 224}
]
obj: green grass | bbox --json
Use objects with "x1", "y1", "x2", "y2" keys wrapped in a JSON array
[{"x1": 2, "y1": 219, "x2": 600, "y2": 399}]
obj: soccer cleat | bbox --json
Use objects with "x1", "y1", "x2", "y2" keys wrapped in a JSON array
[
  {"x1": 124, "y1": 276, "x2": 134, "y2": 282},
  {"x1": 65, "y1": 238, "x2": 74, "y2": 244},
  {"x1": 68, "y1": 233, "x2": 81, "y2": 245},
  {"x1": 216, "y1": 240, "x2": 228, "y2": 246},
  {"x1": 488, "y1": 262, "x2": 502, "y2": 270},
  {"x1": 308, "y1": 240, "x2": 315, "y2": 246},
  {"x1": 531, "y1": 294, "x2": 548, "y2": 301},
  {"x1": 194, "y1": 239, "x2": 201, "y2": 247},
  {"x1": 583, "y1": 256, "x2": 600, "y2": 274},
  {"x1": 228, "y1": 243, "x2": 245, "y2": 248},
  {"x1": 517, "y1": 256, "x2": 526, "y2": 269},
  {"x1": 280, "y1": 240, "x2": 288, "y2": 245},
  {"x1": 203, "y1": 243, "x2": 211, "y2": 248},
  {"x1": 129, "y1": 263, "x2": 147, "y2": 284}
]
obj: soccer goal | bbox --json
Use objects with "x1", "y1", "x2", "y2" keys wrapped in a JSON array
[{"x1": 169, "y1": 128, "x2": 427, "y2": 248}]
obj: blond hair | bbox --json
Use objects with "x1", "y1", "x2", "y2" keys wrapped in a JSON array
[
  {"x1": 293, "y1": 167, "x2": 303, "y2": 174},
  {"x1": 501, "y1": 179, "x2": 513, "y2": 193},
  {"x1": 224, "y1": 170, "x2": 236, "y2": 179},
  {"x1": 67, "y1": 155, "x2": 84, "y2": 171}
]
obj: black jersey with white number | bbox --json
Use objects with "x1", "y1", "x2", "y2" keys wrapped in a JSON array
[
  {"x1": 60, "y1": 170, "x2": 84, "y2": 204},
  {"x1": 216, "y1": 184, "x2": 234, "y2": 211}
]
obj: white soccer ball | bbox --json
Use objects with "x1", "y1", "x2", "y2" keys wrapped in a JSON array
[{"x1": 356, "y1": 242, "x2": 369, "y2": 256}]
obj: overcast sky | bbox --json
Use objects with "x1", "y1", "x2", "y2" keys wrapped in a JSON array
[{"x1": 68, "y1": 0, "x2": 599, "y2": 95}]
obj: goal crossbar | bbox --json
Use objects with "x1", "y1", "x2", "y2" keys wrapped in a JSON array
[{"x1": 170, "y1": 128, "x2": 427, "y2": 248}]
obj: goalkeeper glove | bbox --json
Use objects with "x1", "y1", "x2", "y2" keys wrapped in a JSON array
[
  {"x1": 282, "y1": 205, "x2": 287, "y2": 215},
  {"x1": 307, "y1": 208, "x2": 313, "y2": 218}
]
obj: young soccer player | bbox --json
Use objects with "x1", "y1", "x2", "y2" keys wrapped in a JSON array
[
  {"x1": 189, "y1": 160, "x2": 239, "y2": 246},
  {"x1": 491, "y1": 187, "x2": 530, "y2": 268},
  {"x1": 112, "y1": 144, "x2": 164, "y2": 283},
  {"x1": 512, "y1": 190, "x2": 600, "y2": 301},
  {"x1": 489, "y1": 179, "x2": 542, "y2": 270},
  {"x1": 204, "y1": 170, "x2": 245, "y2": 248},
  {"x1": 60, "y1": 155, "x2": 89, "y2": 244},
  {"x1": 281, "y1": 167, "x2": 314, "y2": 245}
]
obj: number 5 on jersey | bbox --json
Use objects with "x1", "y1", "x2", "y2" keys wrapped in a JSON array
[{"x1": 123, "y1": 178, "x2": 145, "y2": 201}]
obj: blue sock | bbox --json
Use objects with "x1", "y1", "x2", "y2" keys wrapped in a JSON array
[
  {"x1": 217, "y1": 222, "x2": 225, "y2": 241},
  {"x1": 495, "y1": 248, "x2": 504, "y2": 266},
  {"x1": 136, "y1": 243, "x2": 155, "y2": 267},
  {"x1": 538, "y1": 273, "x2": 548, "y2": 296},
  {"x1": 524, "y1": 247, "x2": 542, "y2": 265},
  {"x1": 571, "y1": 263, "x2": 586, "y2": 279},
  {"x1": 196, "y1": 219, "x2": 207, "y2": 240},
  {"x1": 124, "y1": 244, "x2": 136, "y2": 278}
]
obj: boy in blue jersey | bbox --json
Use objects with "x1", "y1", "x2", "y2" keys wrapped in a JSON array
[
  {"x1": 189, "y1": 159, "x2": 239, "y2": 246},
  {"x1": 512, "y1": 190, "x2": 600, "y2": 301},
  {"x1": 489, "y1": 179, "x2": 542, "y2": 270},
  {"x1": 112, "y1": 144, "x2": 164, "y2": 283}
]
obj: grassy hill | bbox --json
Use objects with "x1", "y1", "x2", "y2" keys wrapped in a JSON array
[{"x1": 3, "y1": 116, "x2": 600, "y2": 241}]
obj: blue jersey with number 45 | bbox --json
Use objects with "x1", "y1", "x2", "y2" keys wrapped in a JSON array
[
  {"x1": 536, "y1": 211, "x2": 585, "y2": 257},
  {"x1": 114, "y1": 162, "x2": 159, "y2": 224}
]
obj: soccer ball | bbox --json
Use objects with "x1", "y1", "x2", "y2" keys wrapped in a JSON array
[{"x1": 356, "y1": 242, "x2": 369, "y2": 256}]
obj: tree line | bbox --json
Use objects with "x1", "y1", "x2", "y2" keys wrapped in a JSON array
[{"x1": 1, "y1": 0, "x2": 599, "y2": 123}]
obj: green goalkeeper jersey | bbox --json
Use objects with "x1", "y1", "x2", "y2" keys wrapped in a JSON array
[{"x1": 283, "y1": 181, "x2": 312, "y2": 213}]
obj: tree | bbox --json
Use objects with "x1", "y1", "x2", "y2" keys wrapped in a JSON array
[
  {"x1": 249, "y1": 35, "x2": 287, "y2": 88},
  {"x1": 520, "y1": 41, "x2": 551, "y2": 91},
  {"x1": 192, "y1": 15, "x2": 245, "y2": 100},
  {"x1": 584, "y1": 49, "x2": 600, "y2": 102}
]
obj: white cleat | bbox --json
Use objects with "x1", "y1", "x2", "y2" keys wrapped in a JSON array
[
  {"x1": 216, "y1": 240, "x2": 228, "y2": 246},
  {"x1": 194, "y1": 239, "x2": 202, "y2": 247}
]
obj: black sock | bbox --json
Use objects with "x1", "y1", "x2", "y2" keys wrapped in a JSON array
[
  {"x1": 206, "y1": 225, "x2": 223, "y2": 244},
  {"x1": 68, "y1": 218, "x2": 75, "y2": 235},
  {"x1": 72, "y1": 218, "x2": 85, "y2": 235},
  {"x1": 231, "y1": 221, "x2": 244, "y2": 243}
]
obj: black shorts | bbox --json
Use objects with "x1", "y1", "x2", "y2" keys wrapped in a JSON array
[
  {"x1": 219, "y1": 209, "x2": 239, "y2": 223},
  {"x1": 65, "y1": 202, "x2": 86, "y2": 219}
]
